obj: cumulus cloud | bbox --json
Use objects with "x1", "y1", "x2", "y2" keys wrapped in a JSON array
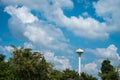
[
  {"x1": 4, "y1": 6, "x2": 37, "y2": 40},
  {"x1": 83, "y1": 62, "x2": 99, "y2": 75},
  {"x1": 94, "y1": 0, "x2": 120, "y2": 31},
  {"x1": 88, "y1": 44, "x2": 119, "y2": 59},
  {"x1": 5, "y1": 6, "x2": 38, "y2": 23},
  {"x1": 2, "y1": 0, "x2": 111, "y2": 39},
  {"x1": 38, "y1": 4, "x2": 109, "y2": 39},
  {"x1": 4, "y1": 5, "x2": 70, "y2": 52},
  {"x1": 58, "y1": 15, "x2": 109, "y2": 39},
  {"x1": 86, "y1": 44, "x2": 120, "y2": 65},
  {"x1": 0, "y1": 46, "x2": 13, "y2": 54},
  {"x1": 44, "y1": 51, "x2": 71, "y2": 70},
  {"x1": 24, "y1": 24, "x2": 69, "y2": 51}
]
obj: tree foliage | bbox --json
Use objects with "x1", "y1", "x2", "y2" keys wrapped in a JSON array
[
  {"x1": 99, "y1": 59, "x2": 119, "y2": 80},
  {"x1": 0, "y1": 54, "x2": 15, "y2": 80},
  {"x1": 61, "y1": 69, "x2": 80, "y2": 80},
  {"x1": 49, "y1": 69, "x2": 63, "y2": 80},
  {"x1": 0, "y1": 54, "x2": 5, "y2": 62},
  {"x1": 9, "y1": 47, "x2": 52, "y2": 80},
  {"x1": 80, "y1": 72, "x2": 98, "y2": 80}
]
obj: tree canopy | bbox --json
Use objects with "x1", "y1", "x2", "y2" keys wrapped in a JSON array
[
  {"x1": 99, "y1": 59, "x2": 119, "y2": 80},
  {"x1": 1, "y1": 46, "x2": 119, "y2": 80}
]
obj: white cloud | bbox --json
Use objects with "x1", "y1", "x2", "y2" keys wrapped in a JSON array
[
  {"x1": 83, "y1": 62, "x2": 99, "y2": 75},
  {"x1": 4, "y1": 6, "x2": 38, "y2": 40},
  {"x1": 86, "y1": 44, "x2": 120, "y2": 65},
  {"x1": 4, "y1": 46, "x2": 14, "y2": 52},
  {"x1": 5, "y1": 5, "x2": 70, "y2": 52},
  {"x1": 88, "y1": 44, "x2": 119, "y2": 59},
  {"x1": 44, "y1": 51, "x2": 71, "y2": 70},
  {"x1": 38, "y1": 5, "x2": 109, "y2": 39},
  {"x1": 24, "y1": 42, "x2": 34, "y2": 49},
  {"x1": 94, "y1": 0, "x2": 120, "y2": 31},
  {"x1": 63, "y1": 16, "x2": 108, "y2": 39},
  {"x1": 24, "y1": 24, "x2": 69, "y2": 51},
  {"x1": 1, "y1": 0, "x2": 73, "y2": 10},
  {"x1": 2, "y1": 0, "x2": 111, "y2": 39},
  {"x1": 5, "y1": 6, "x2": 38, "y2": 23},
  {"x1": 51, "y1": 0, "x2": 73, "y2": 9},
  {"x1": 0, "y1": 46, "x2": 14, "y2": 59}
]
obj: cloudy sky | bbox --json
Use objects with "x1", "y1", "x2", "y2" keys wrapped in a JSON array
[{"x1": 0, "y1": 0, "x2": 120, "y2": 77}]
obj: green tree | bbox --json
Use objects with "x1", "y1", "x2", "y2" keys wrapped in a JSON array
[
  {"x1": 49, "y1": 69, "x2": 63, "y2": 80},
  {"x1": 61, "y1": 69, "x2": 80, "y2": 80},
  {"x1": 34, "y1": 57, "x2": 53, "y2": 80},
  {"x1": 99, "y1": 59, "x2": 119, "y2": 80},
  {"x1": 9, "y1": 46, "x2": 52, "y2": 80},
  {"x1": 0, "y1": 54, "x2": 16, "y2": 80},
  {"x1": 0, "y1": 54, "x2": 7, "y2": 80},
  {"x1": 0, "y1": 54, "x2": 5, "y2": 61},
  {"x1": 80, "y1": 72, "x2": 98, "y2": 80}
]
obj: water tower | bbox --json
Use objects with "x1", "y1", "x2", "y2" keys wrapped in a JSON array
[{"x1": 76, "y1": 48, "x2": 84, "y2": 76}]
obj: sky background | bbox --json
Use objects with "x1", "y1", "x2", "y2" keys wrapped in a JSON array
[{"x1": 0, "y1": 0, "x2": 120, "y2": 78}]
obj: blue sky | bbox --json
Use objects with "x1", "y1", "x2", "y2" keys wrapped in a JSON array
[{"x1": 0, "y1": 0, "x2": 120, "y2": 78}]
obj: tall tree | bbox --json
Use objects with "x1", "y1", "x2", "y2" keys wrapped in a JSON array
[
  {"x1": 99, "y1": 59, "x2": 119, "y2": 80},
  {"x1": 9, "y1": 46, "x2": 52, "y2": 80}
]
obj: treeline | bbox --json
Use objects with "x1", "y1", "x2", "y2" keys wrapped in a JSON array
[{"x1": 0, "y1": 46, "x2": 119, "y2": 80}]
